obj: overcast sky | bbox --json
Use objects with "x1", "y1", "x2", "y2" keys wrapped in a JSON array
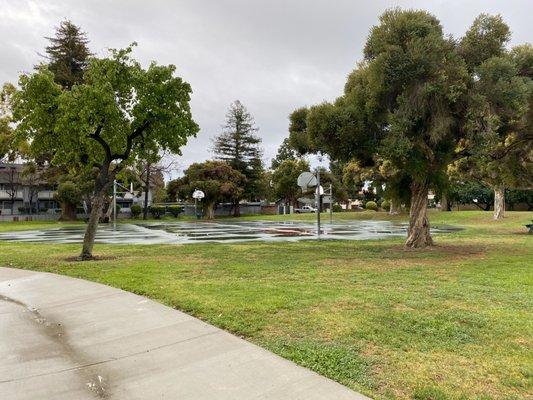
[{"x1": 1, "y1": 0, "x2": 531, "y2": 177}]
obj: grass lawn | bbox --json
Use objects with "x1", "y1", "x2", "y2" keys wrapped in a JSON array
[{"x1": 0, "y1": 210, "x2": 532, "y2": 399}]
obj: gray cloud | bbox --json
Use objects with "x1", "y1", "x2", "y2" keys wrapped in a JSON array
[{"x1": 1, "y1": 0, "x2": 531, "y2": 176}]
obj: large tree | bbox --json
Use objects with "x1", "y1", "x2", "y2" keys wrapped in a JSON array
[
  {"x1": 453, "y1": 16, "x2": 533, "y2": 220},
  {"x1": 213, "y1": 100, "x2": 264, "y2": 216},
  {"x1": 271, "y1": 137, "x2": 299, "y2": 169},
  {"x1": 14, "y1": 45, "x2": 198, "y2": 259},
  {"x1": 171, "y1": 160, "x2": 245, "y2": 219},
  {"x1": 43, "y1": 20, "x2": 92, "y2": 89},
  {"x1": 292, "y1": 9, "x2": 475, "y2": 248}
]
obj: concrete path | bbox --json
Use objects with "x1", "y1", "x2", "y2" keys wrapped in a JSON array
[{"x1": 0, "y1": 267, "x2": 369, "y2": 400}]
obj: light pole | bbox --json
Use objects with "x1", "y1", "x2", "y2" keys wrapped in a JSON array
[
  {"x1": 329, "y1": 183, "x2": 333, "y2": 224},
  {"x1": 112, "y1": 180, "x2": 117, "y2": 229}
]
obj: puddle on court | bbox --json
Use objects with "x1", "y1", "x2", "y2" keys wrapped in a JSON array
[{"x1": 0, "y1": 220, "x2": 460, "y2": 245}]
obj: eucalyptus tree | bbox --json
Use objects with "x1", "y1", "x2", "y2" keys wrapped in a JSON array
[{"x1": 14, "y1": 45, "x2": 198, "y2": 259}]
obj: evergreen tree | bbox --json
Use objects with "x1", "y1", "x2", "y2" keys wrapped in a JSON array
[
  {"x1": 43, "y1": 20, "x2": 92, "y2": 89},
  {"x1": 213, "y1": 100, "x2": 264, "y2": 215}
]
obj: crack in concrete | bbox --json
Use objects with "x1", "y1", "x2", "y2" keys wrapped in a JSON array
[{"x1": 0, "y1": 294, "x2": 109, "y2": 399}]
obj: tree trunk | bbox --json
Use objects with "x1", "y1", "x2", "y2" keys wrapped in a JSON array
[
  {"x1": 143, "y1": 162, "x2": 151, "y2": 220},
  {"x1": 59, "y1": 202, "x2": 78, "y2": 221},
  {"x1": 233, "y1": 201, "x2": 240, "y2": 217},
  {"x1": 440, "y1": 194, "x2": 450, "y2": 211},
  {"x1": 80, "y1": 194, "x2": 105, "y2": 260},
  {"x1": 405, "y1": 180, "x2": 433, "y2": 248},
  {"x1": 205, "y1": 202, "x2": 215, "y2": 219},
  {"x1": 493, "y1": 186, "x2": 505, "y2": 220},
  {"x1": 389, "y1": 198, "x2": 400, "y2": 215}
]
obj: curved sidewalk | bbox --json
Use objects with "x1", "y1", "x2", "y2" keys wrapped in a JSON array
[{"x1": 0, "y1": 267, "x2": 369, "y2": 400}]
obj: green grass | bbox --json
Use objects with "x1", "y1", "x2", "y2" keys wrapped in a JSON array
[{"x1": 0, "y1": 210, "x2": 532, "y2": 399}]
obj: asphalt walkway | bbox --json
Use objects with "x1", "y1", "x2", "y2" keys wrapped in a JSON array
[{"x1": 0, "y1": 267, "x2": 370, "y2": 399}]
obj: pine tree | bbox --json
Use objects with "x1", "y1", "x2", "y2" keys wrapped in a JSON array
[
  {"x1": 44, "y1": 20, "x2": 92, "y2": 89},
  {"x1": 213, "y1": 100, "x2": 264, "y2": 215}
]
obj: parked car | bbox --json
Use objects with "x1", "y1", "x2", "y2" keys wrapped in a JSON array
[{"x1": 294, "y1": 205, "x2": 317, "y2": 213}]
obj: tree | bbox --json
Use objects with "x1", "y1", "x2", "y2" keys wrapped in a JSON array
[
  {"x1": 14, "y1": 45, "x2": 199, "y2": 259},
  {"x1": 292, "y1": 9, "x2": 474, "y2": 248},
  {"x1": 271, "y1": 159, "x2": 309, "y2": 206},
  {"x1": 54, "y1": 181, "x2": 81, "y2": 220},
  {"x1": 3, "y1": 165, "x2": 19, "y2": 214},
  {"x1": 446, "y1": 180, "x2": 494, "y2": 211},
  {"x1": 172, "y1": 161, "x2": 245, "y2": 219},
  {"x1": 453, "y1": 17, "x2": 533, "y2": 220},
  {"x1": 43, "y1": 20, "x2": 92, "y2": 89},
  {"x1": 271, "y1": 138, "x2": 299, "y2": 169},
  {"x1": 213, "y1": 100, "x2": 264, "y2": 216},
  {"x1": 0, "y1": 83, "x2": 17, "y2": 162}
]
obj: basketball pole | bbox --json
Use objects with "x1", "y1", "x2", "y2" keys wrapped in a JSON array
[{"x1": 316, "y1": 168, "x2": 320, "y2": 239}]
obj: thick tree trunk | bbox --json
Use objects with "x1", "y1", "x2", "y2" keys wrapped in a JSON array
[
  {"x1": 59, "y1": 202, "x2": 78, "y2": 221},
  {"x1": 493, "y1": 186, "x2": 505, "y2": 220},
  {"x1": 143, "y1": 162, "x2": 151, "y2": 220},
  {"x1": 405, "y1": 180, "x2": 433, "y2": 248},
  {"x1": 205, "y1": 202, "x2": 215, "y2": 219},
  {"x1": 389, "y1": 198, "x2": 400, "y2": 215},
  {"x1": 80, "y1": 194, "x2": 105, "y2": 260}
]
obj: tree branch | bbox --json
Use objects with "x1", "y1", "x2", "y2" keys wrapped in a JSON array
[{"x1": 88, "y1": 125, "x2": 112, "y2": 162}]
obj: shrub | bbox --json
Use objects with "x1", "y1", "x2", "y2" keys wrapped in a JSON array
[
  {"x1": 130, "y1": 204, "x2": 142, "y2": 218},
  {"x1": 149, "y1": 205, "x2": 166, "y2": 219},
  {"x1": 381, "y1": 200, "x2": 391, "y2": 211},
  {"x1": 365, "y1": 201, "x2": 378, "y2": 211},
  {"x1": 332, "y1": 204, "x2": 343, "y2": 212},
  {"x1": 167, "y1": 205, "x2": 184, "y2": 218}
]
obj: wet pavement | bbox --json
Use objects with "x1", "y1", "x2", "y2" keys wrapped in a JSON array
[
  {"x1": 0, "y1": 219, "x2": 459, "y2": 245},
  {"x1": 0, "y1": 267, "x2": 370, "y2": 400}
]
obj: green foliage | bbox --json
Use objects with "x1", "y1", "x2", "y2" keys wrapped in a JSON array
[
  {"x1": 365, "y1": 201, "x2": 378, "y2": 211},
  {"x1": 459, "y1": 14, "x2": 510, "y2": 70},
  {"x1": 149, "y1": 205, "x2": 166, "y2": 219},
  {"x1": 448, "y1": 181, "x2": 494, "y2": 211},
  {"x1": 167, "y1": 205, "x2": 184, "y2": 218},
  {"x1": 271, "y1": 138, "x2": 299, "y2": 169},
  {"x1": 44, "y1": 20, "x2": 92, "y2": 89},
  {"x1": 271, "y1": 159, "x2": 309, "y2": 204},
  {"x1": 288, "y1": 107, "x2": 313, "y2": 154},
  {"x1": 381, "y1": 200, "x2": 391, "y2": 211},
  {"x1": 14, "y1": 44, "x2": 198, "y2": 180},
  {"x1": 130, "y1": 204, "x2": 142, "y2": 218},
  {"x1": 171, "y1": 160, "x2": 245, "y2": 218},
  {"x1": 213, "y1": 100, "x2": 264, "y2": 201},
  {"x1": 54, "y1": 181, "x2": 81, "y2": 205},
  {"x1": 332, "y1": 204, "x2": 343, "y2": 212}
]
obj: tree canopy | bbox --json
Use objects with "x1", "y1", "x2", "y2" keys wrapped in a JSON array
[
  {"x1": 172, "y1": 160, "x2": 245, "y2": 219},
  {"x1": 13, "y1": 44, "x2": 199, "y2": 258},
  {"x1": 43, "y1": 20, "x2": 92, "y2": 89},
  {"x1": 213, "y1": 100, "x2": 265, "y2": 212}
]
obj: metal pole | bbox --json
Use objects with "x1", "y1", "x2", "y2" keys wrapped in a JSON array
[
  {"x1": 329, "y1": 183, "x2": 333, "y2": 224},
  {"x1": 113, "y1": 179, "x2": 117, "y2": 229},
  {"x1": 194, "y1": 198, "x2": 197, "y2": 219},
  {"x1": 316, "y1": 169, "x2": 321, "y2": 239}
]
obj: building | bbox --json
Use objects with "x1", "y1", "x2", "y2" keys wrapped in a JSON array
[
  {"x1": 0, "y1": 163, "x2": 58, "y2": 215},
  {"x1": 0, "y1": 162, "x2": 154, "y2": 217}
]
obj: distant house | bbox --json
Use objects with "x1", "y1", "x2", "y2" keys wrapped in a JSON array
[
  {"x1": 0, "y1": 162, "x2": 154, "y2": 216},
  {"x1": 0, "y1": 163, "x2": 58, "y2": 215}
]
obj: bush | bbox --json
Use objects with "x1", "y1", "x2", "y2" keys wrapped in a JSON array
[
  {"x1": 365, "y1": 201, "x2": 378, "y2": 211},
  {"x1": 130, "y1": 204, "x2": 142, "y2": 218},
  {"x1": 167, "y1": 205, "x2": 184, "y2": 218},
  {"x1": 381, "y1": 200, "x2": 390, "y2": 211},
  {"x1": 332, "y1": 204, "x2": 343, "y2": 212},
  {"x1": 149, "y1": 205, "x2": 166, "y2": 219}
]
